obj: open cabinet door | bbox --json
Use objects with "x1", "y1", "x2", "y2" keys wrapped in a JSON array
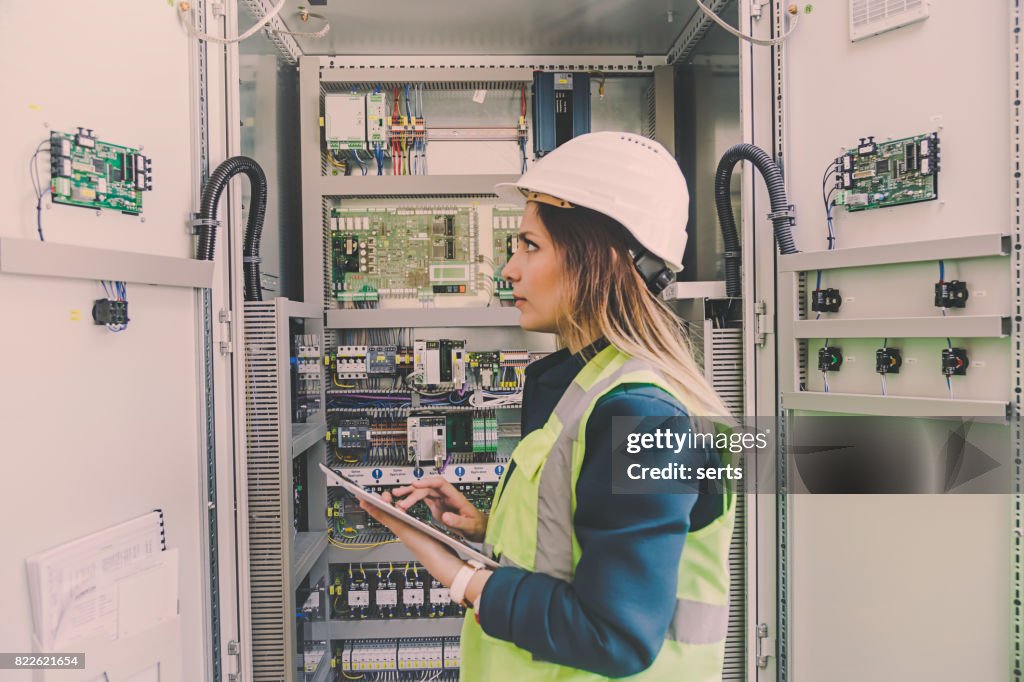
[
  {"x1": 746, "y1": 1, "x2": 1020, "y2": 680},
  {"x1": 0, "y1": 2, "x2": 246, "y2": 680}
]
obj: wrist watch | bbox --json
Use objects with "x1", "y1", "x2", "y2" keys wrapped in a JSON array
[{"x1": 450, "y1": 559, "x2": 486, "y2": 608}]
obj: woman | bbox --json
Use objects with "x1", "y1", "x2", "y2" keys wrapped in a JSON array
[{"x1": 360, "y1": 131, "x2": 735, "y2": 681}]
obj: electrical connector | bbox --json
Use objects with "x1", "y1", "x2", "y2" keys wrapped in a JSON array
[
  {"x1": 941, "y1": 347, "x2": 969, "y2": 376},
  {"x1": 875, "y1": 347, "x2": 902, "y2": 375},
  {"x1": 818, "y1": 346, "x2": 843, "y2": 373},
  {"x1": 92, "y1": 299, "x2": 129, "y2": 327},
  {"x1": 811, "y1": 288, "x2": 842, "y2": 313},
  {"x1": 934, "y1": 280, "x2": 968, "y2": 308}
]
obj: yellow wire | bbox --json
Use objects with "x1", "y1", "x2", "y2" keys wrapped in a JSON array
[
  {"x1": 328, "y1": 536, "x2": 400, "y2": 550},
  {"x1": 333, "y1": 374, "x2": 355, "y2": 388},
  {"x1": 342, "y1": 672, "x2": 363, "y2": 680}
]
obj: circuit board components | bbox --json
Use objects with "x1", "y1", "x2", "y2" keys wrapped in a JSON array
[
  {"x1": 834, "y1": 132, "x2": 939, "y2": 211},
  {"x1": 49, "y1": 127, "x2": 151, "y2": 214},
  {"x1": 330, "y1": 207, "x2": 477, "y2": 304},
  {"x1": 492, "y1": 208, "x2": 522, "y2": 301}
]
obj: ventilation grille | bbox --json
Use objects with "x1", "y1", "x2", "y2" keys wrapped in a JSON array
[
  {"x1": 797, "y1": 273, "x2": 809, "y2": 391},
  {"x1": 723, "y1": 492, "x2": 747, "y2": 680},
  {"x1": 324, "y1": 81, "x2": 528, "y2": 94},
  {"x1": 850, "y1": 0, "x2": 929, "y2": 42},
  {"x1": 707, "y1": 326, "x2": 744, "y2": 416},
  {"x1": 243, "y1": 301, "x2": 290, "y2": 681},
  {"x1": 322, "y1": 198, "x2": 332, "y2": 309},
  {"x1": 643, "y1": 83, "x2": 657, "y2": 140},
  {"x1": 699, "y1": 323, "x2": 745, "y2": 678}
]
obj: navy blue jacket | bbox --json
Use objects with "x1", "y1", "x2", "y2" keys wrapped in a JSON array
[{"x1": 478, "y1": 342, "x2": 723, "y2": 677}]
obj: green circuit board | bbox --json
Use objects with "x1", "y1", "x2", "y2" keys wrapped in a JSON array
[
  {"x1": 330, "y1": 206, "x2": 477, "y2": 304},
  {"x1": 49, "y1": 128, "x2": 151, "y2": 214},
  {"x1": 834, "y1": 132, "x2": 939, "y2": 212},
  {"x1": 492, "y1": 208, "x2": 522, "y2": 300}
]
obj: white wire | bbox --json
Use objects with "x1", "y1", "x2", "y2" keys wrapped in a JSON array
[
  {"x1": 176, "y1": 0, "x2": 329, "y2": 44},
  {"x1": 880, "y1": 374, "x2": 888, "y2": 396},
  {"x1": 177, "y1": 0, "x2": 285, "y2": 44},
  {"x1": 694, "y1": 0, "x2": 801, "y2": 47},
  {"x1": 469, "y1": 389, "x2": 523, "y2": 408}
]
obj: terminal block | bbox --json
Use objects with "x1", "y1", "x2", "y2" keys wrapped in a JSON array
[
  {"x1": 875, "y1": 347, "x2": 903, "y2": 375},
  {"x1": 941, "y1": 347, "x2": 969, "y2": 376}
]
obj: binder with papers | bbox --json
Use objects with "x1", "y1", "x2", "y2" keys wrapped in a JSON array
[{"x1": 25, "y1": 510, "x2": 183, "y2": 681}]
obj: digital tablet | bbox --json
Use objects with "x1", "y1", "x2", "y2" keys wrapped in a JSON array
[{"x1": 318, "y1": 462, "x2": 499, "y2": 569}]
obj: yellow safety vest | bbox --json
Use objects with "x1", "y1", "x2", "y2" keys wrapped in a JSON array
[{"x1": 460, "y1": 344, "x2": 735, "y2": 681}]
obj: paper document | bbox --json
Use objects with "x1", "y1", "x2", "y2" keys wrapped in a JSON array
[{"x1": 26, "y1": 510, "x2": 170, "y2": 649}]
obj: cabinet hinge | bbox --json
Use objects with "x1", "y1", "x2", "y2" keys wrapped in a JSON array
[
  {"x1": 218, "y1": 308, "x2": 233, "y2": 355},
  {"x1": 756, "y1": 622, "x2": 774, "y2": 668},
  {"x1": 755, "y1": 300, "x2": 773, "y2": 347}
]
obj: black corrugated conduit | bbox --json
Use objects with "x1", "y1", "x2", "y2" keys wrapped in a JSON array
[
  {"x1": 714, "y1": 144, "x2": 799, "y2": 297},
  {"x1": 196, "y1": 156, "x2": 268, "y2": 302}
]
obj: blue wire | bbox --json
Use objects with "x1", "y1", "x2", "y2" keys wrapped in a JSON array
[
  {"x1": 939, "y1": 259, "x2": 945, "y2": 282},
  {"x1": 36, "y1": 186, "x2": 50, "y2": 242}
]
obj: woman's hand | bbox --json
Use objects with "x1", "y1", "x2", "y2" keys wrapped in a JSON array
[
  {"x1": 358, "y1": 491, "x2": 490, "y2": 596},
  {"x1": 389, "y1": 477, "x2": 488, "y2": 543}
]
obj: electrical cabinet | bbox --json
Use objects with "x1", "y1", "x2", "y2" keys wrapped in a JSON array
[{"x1": 4, "y1": 2, "x2": 1020, "y2": 682}]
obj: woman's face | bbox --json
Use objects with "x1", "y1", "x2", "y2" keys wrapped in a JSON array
[{"x1": 501, "y1": 202, "x2": 564, "y2": 334}]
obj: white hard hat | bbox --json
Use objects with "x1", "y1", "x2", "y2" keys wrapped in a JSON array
[{"x1": 495, "y1": 131, "x2": 689, "y2": 272}]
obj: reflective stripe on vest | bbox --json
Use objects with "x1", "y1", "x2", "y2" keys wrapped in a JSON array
[
  {"x1": 669, "y1": 598, "x2": 730, "y2": 645},
  {"x1": 539, "y1": 358, "x2": 654, "y2": 580}
]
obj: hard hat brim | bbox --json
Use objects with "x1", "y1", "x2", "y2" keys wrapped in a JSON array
[{"x1": 493, "y1": 182, "x2": 528, "y2": 207}]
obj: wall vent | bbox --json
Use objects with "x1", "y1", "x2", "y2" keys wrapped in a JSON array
[{"x1": 850, "y1": 0, "x2": 929, "y2": 42}]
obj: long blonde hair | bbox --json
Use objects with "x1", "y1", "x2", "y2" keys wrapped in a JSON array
[{"x1": 536, "y1": 203, "x2": 732, "y2": 419}]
